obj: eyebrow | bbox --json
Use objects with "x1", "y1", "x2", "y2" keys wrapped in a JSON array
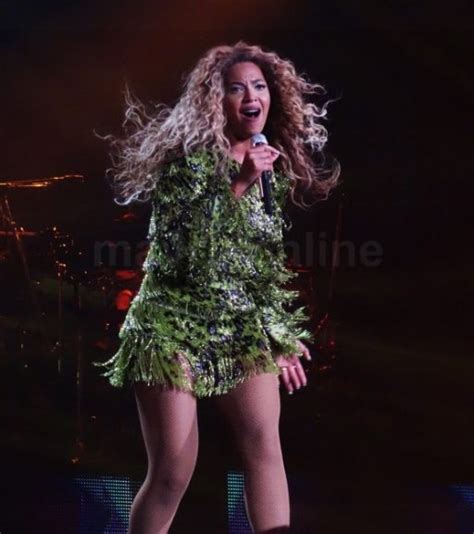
[{"x1": 228, "y1": 79, "x2": 266, "y2": 85}]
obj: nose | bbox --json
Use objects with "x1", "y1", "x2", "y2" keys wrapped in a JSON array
[{"x1": 243, "y1": 84, "x2": 257, "y2": 101}]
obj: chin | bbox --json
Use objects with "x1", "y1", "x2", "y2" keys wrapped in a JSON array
[{"x1": 244, "y1": 125, "x2": 264, "y2": 138}]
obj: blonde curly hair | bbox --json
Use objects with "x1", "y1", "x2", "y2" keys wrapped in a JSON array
[{"x1": 100, "y1": 41, "x2": 341, "y2": 208}]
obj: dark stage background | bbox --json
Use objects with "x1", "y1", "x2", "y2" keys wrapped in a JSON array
[{"x1": 1, "y1": 1, "x2": 473, "y2": 532}]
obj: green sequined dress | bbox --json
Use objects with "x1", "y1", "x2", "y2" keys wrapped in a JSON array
[{"x1": 93, "y1": 150, "x2": 313, "y2": 398}]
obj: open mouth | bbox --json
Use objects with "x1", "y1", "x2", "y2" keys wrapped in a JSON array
[{"x1": 240, "y1": 108, "x2": 261, "y2": 119}]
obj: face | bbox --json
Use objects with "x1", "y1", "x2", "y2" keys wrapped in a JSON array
[{"x1": 223, "y1": 61, "x2": 271, "y2": 142}]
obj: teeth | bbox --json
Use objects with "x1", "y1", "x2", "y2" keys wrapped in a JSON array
[{"x1": 242, "y1": 109, "x2": 260, "y2": 117}]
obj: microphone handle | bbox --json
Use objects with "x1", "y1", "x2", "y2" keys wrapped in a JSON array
[{"x1": 261, "y1": 170, "x2": 273, "y2": 216}]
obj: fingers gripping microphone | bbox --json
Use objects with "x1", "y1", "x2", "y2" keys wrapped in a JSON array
[{"x1": 250, "y1": 133, "x2": 273, "y2": 216}]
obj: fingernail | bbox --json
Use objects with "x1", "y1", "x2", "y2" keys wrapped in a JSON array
[{"x1": 288, "y1": 390, "x2": 293, "y2": 395}]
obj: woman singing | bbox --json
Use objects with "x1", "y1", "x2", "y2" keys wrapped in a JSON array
[{"x1": 94, "y1": 42, "x2": 340, "y2": 533}]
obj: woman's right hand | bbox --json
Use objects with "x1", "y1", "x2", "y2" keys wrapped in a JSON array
[{"x1": 231, "y1": 145, "x2": 280, "y2": 199}]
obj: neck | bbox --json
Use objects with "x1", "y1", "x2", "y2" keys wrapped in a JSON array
[{"x1": 226, "y1": 133, "x2": 252, "y2": 164}]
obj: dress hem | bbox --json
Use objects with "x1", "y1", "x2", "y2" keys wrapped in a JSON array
[{"x1": 93, "y1": 349, "x2": 284, "y2": 399}]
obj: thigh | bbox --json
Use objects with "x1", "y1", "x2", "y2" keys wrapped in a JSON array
[
  {"x1": 213, "y1": 373, "x2": 281, "y2": 455},
  {"x1": 133, "y1": 381, "x2": 199, "y2": 470}
]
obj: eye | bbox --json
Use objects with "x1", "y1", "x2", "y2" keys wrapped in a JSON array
[
  {"x1": 228, "y1": 84, "x2": 244, "y2": 94},
  {"x1": 255, "y1": 83, "x2": 267, "y2": 91}
]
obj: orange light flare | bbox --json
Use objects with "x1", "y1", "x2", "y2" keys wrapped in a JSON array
[{"x1": 0, "y1": 174, "x2": 84, "y2": 189}]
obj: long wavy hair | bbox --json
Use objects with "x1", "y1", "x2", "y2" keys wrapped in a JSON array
[{"x1": 100, "y1": 41, "x2": 341, "y2": 208}]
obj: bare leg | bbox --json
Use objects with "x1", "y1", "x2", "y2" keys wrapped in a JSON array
[
  {"x1": 128, "y1": 381, "x2": 199, "y2": 534},
  {"x1": 213, "y1": 372, "x2": 290, "y2": 533}
]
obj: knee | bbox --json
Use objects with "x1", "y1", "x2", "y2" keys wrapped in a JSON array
[
  {"x1": 160, "y1": 470, "x2": 192, "y2": 496},
  {"x1": 241, "y1": 429, "x2": 283, "y2": 466},
  {"x1": 148, "y1": 460, "x2": 195, "y2": 496}
]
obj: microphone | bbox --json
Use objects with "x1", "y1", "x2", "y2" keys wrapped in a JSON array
[{"x1": 250, "y1": 133, "x2": 273, "y2": 216}]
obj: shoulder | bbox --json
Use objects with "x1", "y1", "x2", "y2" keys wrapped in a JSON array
[
  {"x1": 161, "y1": 150, "x2": 218, "y2": 177},
  {"x1": 273, "y1": 168, "x2": 291, "y2": 205},
  {"x1": 152, "y1": 150, "x2": 220, "y2": 204}
]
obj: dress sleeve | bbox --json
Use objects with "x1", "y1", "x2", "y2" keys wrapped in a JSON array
[
  {"x1": 259, "y1": 277, "x2": 314, "y2": 356},
  {"x1": 255, "y1": 171, "x2": 314, "y2": 356},
  {"x1": 142, "y1": 152, "x2": 216, "y2": 283},
  {"x1": 226, "y1": 169, "x2": 314, "y2": 357}
]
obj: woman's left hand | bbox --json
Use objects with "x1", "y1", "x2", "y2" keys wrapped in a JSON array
[{"x1": 275, "y1": 340, "x2": 312, "y2": 394}]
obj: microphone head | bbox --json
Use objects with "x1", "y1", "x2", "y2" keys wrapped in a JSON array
[{"x1": 250, "y1": 133, "x2": 268, "y2": 147}]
